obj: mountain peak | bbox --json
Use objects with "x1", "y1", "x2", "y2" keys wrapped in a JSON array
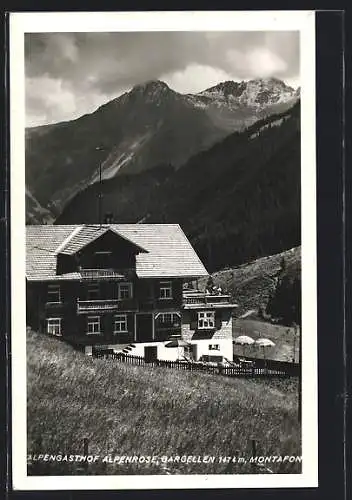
[
  {"x1": 202, "y1": 77, "x2": 293, "y2": 94},
  {"x1": 131, "y1": 80, "x2": 171, "y2": 94},
  {"x1": 249, "y1": 77, "x2": 293, "y2": 90},
  {"x1": 127, "y1": 80, "x2": 174, "y2": 105},
  {"x1": 200, "y1": 80, "x2": 243, "y2": 96},
  {"x1": 195, "y1": 77, "x2": 296, "y2": 111}
]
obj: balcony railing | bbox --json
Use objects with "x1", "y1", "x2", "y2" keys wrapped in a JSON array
[
  {"x1": 77, "y1": 298, "x2": 138, "y2": 314},
  {"x1": 79, "y1": 268, "x2": 135, "y2": 280},
  {"x1": 182, "y1": 291, "x2": 234, "y2": 307}
]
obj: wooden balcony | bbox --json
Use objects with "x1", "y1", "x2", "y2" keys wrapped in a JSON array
[
  {"x1": 182, "y1": 291, "x2": 238, "y2": 309},
  {"x1": 77, "y1": 298, "x2": 138, "y2": 314},
  {"x1": 79, "y1": 268, "x2": 135, "y2": 280}
]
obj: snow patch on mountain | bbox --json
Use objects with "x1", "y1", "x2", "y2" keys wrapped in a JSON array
[
  {"x1": 188, "y1": 78, "x2": 296, "y2": 113},
  {"x1": 249, "y1": 115, "x2": 290, "y2": 140},
  {"x1": 26, "y1": 188, "x2": 54, "y2": 224},
  {"x1": 90, "y1": 131, "x2": 155, "y2": 183}
]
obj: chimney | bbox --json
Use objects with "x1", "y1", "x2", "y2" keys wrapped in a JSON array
[{"x1": 104, "y1": 212, "x2": 114, "y2": 224}]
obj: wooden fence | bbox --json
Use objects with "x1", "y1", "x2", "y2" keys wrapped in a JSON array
[{"x1": 93, "y1": 352, "x2": 299, "y2": 378}]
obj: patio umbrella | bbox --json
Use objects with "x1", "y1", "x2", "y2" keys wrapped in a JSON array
[
  {"x1": 165, "y1": 339, "x2": 191, "y2": 348},
  {"x1": 165, "y1": 339, "x2": 191, "y2": 360},
  {"x1": 234, "y1": 335, "x2": 255, "y2": 356},
  {"x1": 255, "y1": 338, "x2": 275, "y2": 359}
]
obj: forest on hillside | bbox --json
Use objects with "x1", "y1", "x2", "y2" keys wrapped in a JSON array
[
  {"x1": 56, "y1": 102, "x2": 300, "y2": 272},
  {"x1": 146, "y1": 103, "x2": 301, "y2": 271}
]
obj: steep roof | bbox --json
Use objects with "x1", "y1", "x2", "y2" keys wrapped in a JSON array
[
  {"x1": 26, "y1": 224, "x2": 208, "y2": 281},
  {"x1": 58, "y1": 225, "x2": 149, "y2": 255}
]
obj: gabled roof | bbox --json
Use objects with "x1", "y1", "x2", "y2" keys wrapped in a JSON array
[
  {"x1": 26, "y1": 224, "x2": 208, "y2": 281},
  {"x1": 57, "y1": 225, "x2": 149, "y2": 255}
]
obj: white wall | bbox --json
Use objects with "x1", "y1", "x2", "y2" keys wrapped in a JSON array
[
  {"x1": 84, "y1": 308, "x2": 234, "y2": 361},
  {"x1": 192, "y1": 338, "x2": 233, "y2": 361},
  {"x1": 85, "y1": 338, "x2": 233, "y2": 361}
]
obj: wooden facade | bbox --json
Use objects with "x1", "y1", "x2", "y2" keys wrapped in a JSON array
[
  {"x1": 26, "y1": 224, "x2": 238, "y2": 360},
  {"x1": 27, "y1": 277, "x2": 183, "y2": 345}
]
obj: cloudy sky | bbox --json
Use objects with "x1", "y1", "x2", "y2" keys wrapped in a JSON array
[{"x1": 25, "y1": 31, "x2": 299, "y2": 127}]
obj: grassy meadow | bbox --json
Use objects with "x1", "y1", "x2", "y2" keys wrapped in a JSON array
[{"x1": 27, "y1": 330, "x2": 301, "y2": 476}]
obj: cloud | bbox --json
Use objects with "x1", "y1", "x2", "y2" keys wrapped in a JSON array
[
  {"x1": 26, "y1": 75, "x2": 116, "y2": 126},
  {"x1": 162, "y1": 64, "x2": 234, "y2": 94},
  {"x1": 26, "y1": 76, "x2": 76, "y2": 125},
  {"x1": 226, "y1": 47, "x2": 287, "y2": 79},
  {"x1": 25, "y1": 31, "x2": 299, "y2": 126}
]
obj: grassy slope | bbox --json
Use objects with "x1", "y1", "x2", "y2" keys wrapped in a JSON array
[
  {"x1": 27, "y1": 330, "x2": 301, "y2": 476},
  {"x1": 195, "y1": 246, "x2": 301, "y2": 362}
]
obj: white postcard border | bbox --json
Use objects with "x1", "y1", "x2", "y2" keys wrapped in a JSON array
[{"x1": 10, "y1": 10, "x2": 317, "y2": 490}]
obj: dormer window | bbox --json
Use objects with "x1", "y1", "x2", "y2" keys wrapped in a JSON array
[
  {"x1": 159, "y1": 281, "x2": 172, "y2": 300},
  {"x1": 47, "y1": 284, "x2": 61, "y2": 304}
]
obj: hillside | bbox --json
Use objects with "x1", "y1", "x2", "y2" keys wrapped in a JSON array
[
  {"x1": 26, "y1": 188, "x2": 54, "y2": 225},
  {"x1": 55, "y1": 164, "x2": 173, "y2": 225},
  {"x1": 196, "y1": 246, "x2": 301, "y2": 317},
  {"x1": 26, "y1": 81, "x2": 226, "y2": 214},
  {"x1": 27, "y1": 329, "x2": 300, "y2": 476},
  {"x1": 195, "y1": 246, "x2": 301, "y2": 363},
  {"x1": 145, "y1": 102, "x2": 300, "y2": 271},
  {"x1": 58, "y1": 101, "x2": 300, "y2": 272},
  {"x1": 26, "y1": 78, "x2": 297, "y2": 217},
  {"x1": 232, "y1": 319, "x2": 300, "y2": 364}
]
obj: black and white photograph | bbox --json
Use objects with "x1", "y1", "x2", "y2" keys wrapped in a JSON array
[{"x1": 10, "y1": 11, "x2": 317, "y2": 490}]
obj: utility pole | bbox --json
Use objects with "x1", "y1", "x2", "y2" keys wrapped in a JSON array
[
  {"x1": 205, "y1": 225, "x2": 212, "y2": 270},
  {"x1": 95, "y1": 146, "x2": 104, "y2": 227},
  {"x1": 98, "y1": 161, "x2": 102, "y2": 227}
]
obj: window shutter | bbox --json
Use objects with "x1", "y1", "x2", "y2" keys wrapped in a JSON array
[
  {"x1": 215, "y1": 311, "x2": 222, "y2": 330},
  {"x1": 190, "y1": 311, "x2": 197, "y2": 330}
]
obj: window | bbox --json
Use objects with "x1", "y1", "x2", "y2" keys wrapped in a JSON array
[
  {"x1": 47, "y1": 318, "x2": 62, "y2": 336},
  {"x1": 118, "y1": 282, "x2": 133, "y2": 300},
  {"x1": 87, "y1": 316, "x2": 101, "y2": 335},
  {"x1": 87, "y1": 283, "x2": 100, "y2": 300},
  {"x1": 47, "y1": 284, "x2": 61, "y2": 303},
  {"x1": 209, "y1": 344, "x2": 220, "y2": 351},
  {"x1": 156, "y1": 312, "x2": 180, "y2": 326},
  {"x1": 159, "y1": 281, "x2": 172, "y2": 299},
  {"x1": 114, "y1": 314, "x2": 128, "y2": 333},
  {"x1": 198, "y1": 311, "x2": 215, "y2": 329}
]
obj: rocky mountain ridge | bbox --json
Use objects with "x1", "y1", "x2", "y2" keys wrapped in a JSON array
[{"x1": 26, "y1": 78, "x2": 298, "y2": 216}]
